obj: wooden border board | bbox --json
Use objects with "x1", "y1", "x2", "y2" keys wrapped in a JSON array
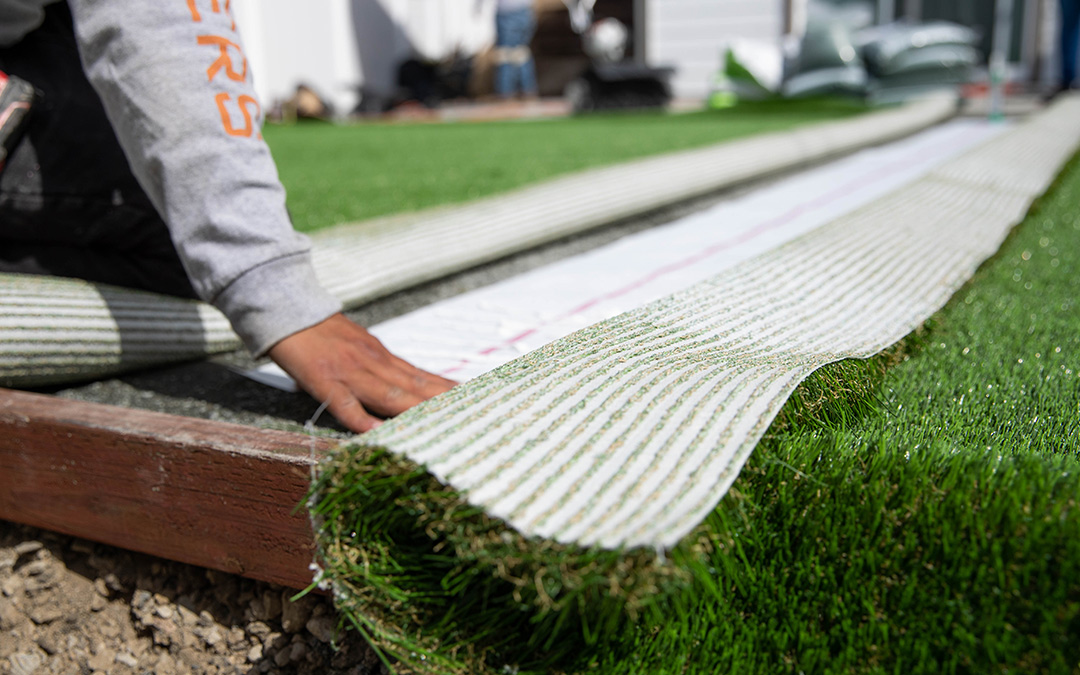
[{"x1": 0, "y1": 387, "x2": 335, "y2": 590}]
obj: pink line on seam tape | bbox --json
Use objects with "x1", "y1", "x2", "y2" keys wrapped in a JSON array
[{"x1": 438, "y1": 126, "x2": 987, "y2": 377}]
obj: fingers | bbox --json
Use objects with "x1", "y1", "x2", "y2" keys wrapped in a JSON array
[
  {"x1": 387, "y1": 351, "x2": 458, "y2": 390},
  {"x1": 321, "y1": 383, "x2": 385, "y2": 433},
  {"x1": 381, "y1": 354, "x2": 458, "y2": 401},
  {"x1": 342, "y1": 368, "x2": 428, "y2": 419},
  {"x1": 267, "y1": 313, "x2": 457, "y2": 434}
]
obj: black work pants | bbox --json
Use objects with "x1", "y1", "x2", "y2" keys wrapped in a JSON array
[{"x1": 0, "y1": 2, "x2": 196, "y2": 299}]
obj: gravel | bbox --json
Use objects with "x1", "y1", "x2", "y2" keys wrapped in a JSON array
[{"x1": 0, "y1": 523, "x2": 384, "y2": 675}]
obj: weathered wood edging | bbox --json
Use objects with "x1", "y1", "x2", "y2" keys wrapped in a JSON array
[{"x1": 0, "y1": 388, "x2": 330, "y2": 589}]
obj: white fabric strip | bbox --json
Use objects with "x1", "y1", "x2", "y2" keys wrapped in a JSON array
[
  {"x1": 346, "y1": 95, "x2": 1080, "y2": 550},
  {"x1": 0, "y1": 96, "x2": 957, "y2": 388},
  {"x1": 364, "y1": 119, "x2": 1004, "y2": 382},
  {"x1": 308, "y1": 95, "x2": 958, "y2": 306}
]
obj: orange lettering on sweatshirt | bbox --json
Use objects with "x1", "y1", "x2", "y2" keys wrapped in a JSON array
[
  {"x1": 188, "y1": 0, "x2": 256, "y2": 138},
  {"x1": 187, "y1": 1, "x2": 234, "y2": 30},
  {"x1": 215, "y1": 93, "x2": 261, "y2": 138},
  {"x1": 197, "y1": 35, "x2": 247, "y2": 82}
]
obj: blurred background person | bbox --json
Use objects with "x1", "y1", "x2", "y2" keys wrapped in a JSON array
[
  {"x1": 1055, "y1": 0, "x2": 1080, "y2": 97},
  {"x1": 493, "y1": 0, "x2": 538, "y2": 99}
]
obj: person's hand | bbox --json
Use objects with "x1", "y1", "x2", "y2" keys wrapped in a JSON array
[{"x1": 267, "y1": 313, "x2": 456, "y2": 433}]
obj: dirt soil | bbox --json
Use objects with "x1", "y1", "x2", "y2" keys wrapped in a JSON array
[{"x1": 0, "y1": 523, "x2": 382, "y2": 675}]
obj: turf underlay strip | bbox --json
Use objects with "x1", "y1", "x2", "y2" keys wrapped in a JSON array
[
  {"x1": 0, "y1": 96, "x2": 954, "y2": 388},
  {"x1": 306, "y1": 95, "x2": 956, "y2": 307},
  {"x1": 310, "y1": 95, "x2": 1080, "y2": 672}
]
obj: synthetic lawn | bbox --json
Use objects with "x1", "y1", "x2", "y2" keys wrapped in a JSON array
[
  {"x1": 263, "y1": 99, "x2": 868, "y2": 233},
  {"x1": 311, "y1": 146, "x2": 1080, "y2": 673},
  {"x1": 586, "y1": 157, "x2": 1080, "y2": 674}
]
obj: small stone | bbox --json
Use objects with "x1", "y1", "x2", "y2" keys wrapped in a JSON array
[
  {"x1": 7, "y1": 650, "x2": 45, "y2": 675},
  {"x1": 130, "y1": 637, "x2": 150, "y2": 658},
  {"x1": 65, "y1": 634, "x2": 84, "y2": 652},
  {"x1": 0, "y1": 639, "x2": 18, "y2": 663},
  {"x1": 177, "y1": 647, "x2": 202, "y2": 669},
  {"x1": 247, "y1": 644, "x2": 263, "y2": 663},
  {"x1": 273, "y1": 646, "x2": 291, "y2": 667},
  {"x1": 262, "y1": 632, "x2": 285, "y2": 654},
  {"x1": 1, "y1": 575, "x2": 23, "y2": 598},
  {"x1": 288, "y1": 642, "x2": 307, "y2": 663},
  {"x1": 279, "y1": 594, "x2": 314, "y2": 633},
  {"x1": 154, "y1": 605, "x2": 174, "y2": 620},
  {"x1": 155, "y1": 652, "x2": 177, "y2": 675},
  {"x1": 118, "y1": 619, "x2": 137, "y2": 643},
  {"x1": 115, "y1": 652, "x2": 139, "y2": 668},
  {"x1": 197, "y1": 610, "x2": 214, "y2": 627},
  {"x1": 21, "y1": 576, "x2": 54, "y2": 595},
  {"x1": 260, "y1": 591, "x2": 282, "y2": 621},
  {"x1": 99, "y1": 619, "x2": 121, "y2": 639},
  {"x1": 306, "y1": 615, "x2": 335, "y2": 643},
  {"x1": 246, "y1": 621, "x2": 271, "y2": 637},
  {"x1": 131, "y1": 589, "x2": 153, "y2": 613},
  {"x1": 176, "y1": 604, "x2": 199, "y2": 626},
  {"x1": 246, "y1": 596, "x2": 266, "y2": 621},
  {"x1": 226, "y1": 626, "x2": 246, "y2": 649},
  {"x1": 87, "y1": 647, "x2": 116, "y2": 671},
  {"x1": 150, "y1": 620, "x2": 176, "y2": 647},
  {"x1": 93, "y1": 578, "x2": 109, "y2": 598},
  {"x1": 13, "y1": 541, "x2": 44, "y2": 557},
  {"x1": 90, "y1": 595, "x2": 107, "y2": 612},
  {"x1": 152, "y1": 593, "x2": 170, "y2": 606},
  {"x1": 204, "y1": 626, "x2": 223, "y2": 647},
  {"x1": 28, "y1": 605, "x2": 63, "y2": 625},
  {"x1": 19, "y1": 560, "x2": 49, "y2": 577},
  {"x1": 180, "y1": 627, "x2": 200, "y2": 649},
  {"x1": 35, "y1": 633, "x2": 59, "y2": 656},
  {"x1": 103, "y1": 573, "x2": 123, "y2": 593},
  {"x1": 0, "y1": 597, "x2": 22, "y2": 630}
]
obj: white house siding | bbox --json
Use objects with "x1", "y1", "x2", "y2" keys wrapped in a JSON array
[
  {"x1": 231, "y1": 0, "x2": 787, "y2": 110},
  {"x1": 645, "y1": 0, "x2": 785, "y2": 100},
  {"x1": 232, "y1": 0, "x2": 497, "y2": 115}
]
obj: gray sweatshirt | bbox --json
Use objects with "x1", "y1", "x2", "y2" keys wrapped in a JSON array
[{"x1": 0, "y1": 0, "x2": 342, "y2": 356}]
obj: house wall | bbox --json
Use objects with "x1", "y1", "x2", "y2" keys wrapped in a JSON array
[
  {"x1": 229, "y1": 0, "x2": 1046, "y2": 113},
  {"x1": 231, "y1": 0, "x2": 496, "y2": 115},
  {"x1": 644, "y1": 0, "x2": 787, "y2": 100},
  {"x1": 231, "y1": 0, "x2": 786, "y2": 109}
]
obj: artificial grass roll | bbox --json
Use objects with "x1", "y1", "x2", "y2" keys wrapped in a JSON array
[{"x1": 309, "y1": 95, "x2": 1080, "y2": 674}]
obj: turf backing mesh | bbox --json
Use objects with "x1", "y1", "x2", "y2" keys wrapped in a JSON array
[{"x1": 310, "y1": 94, "x2": 1080, "y2": 672}]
